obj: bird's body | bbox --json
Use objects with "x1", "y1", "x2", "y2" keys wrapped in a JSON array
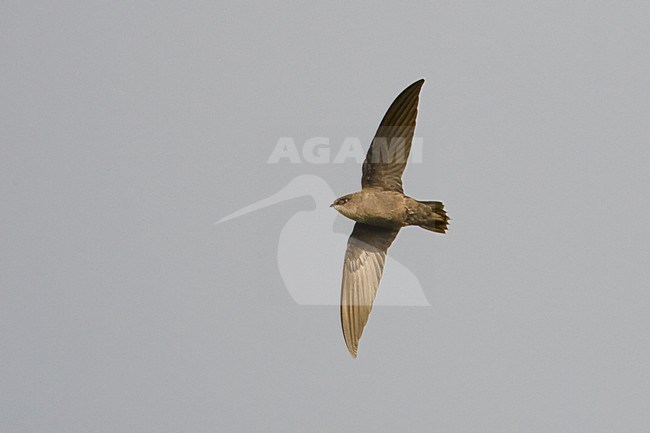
[
  {"x1": 333, "y1": 190, "x2": 406, "y2": 227},
  {"x1": 332, "y1": 79, "x2": 449, "y2": 357},
  {"x1": 333, "y1": 190, "x2": 448, "y2": 231}
]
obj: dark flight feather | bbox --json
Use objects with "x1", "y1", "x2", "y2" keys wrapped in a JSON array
[{"x1": 361, "y1": 79, "x2": 424, "y2": 193}]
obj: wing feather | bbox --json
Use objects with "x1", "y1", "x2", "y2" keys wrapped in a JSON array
[
  {"x1": 340, "y1": 223, "x2": 399, "y2": 357},
  {"x1": 361, "y1": 79, "x2": 424, "y2": 193}
]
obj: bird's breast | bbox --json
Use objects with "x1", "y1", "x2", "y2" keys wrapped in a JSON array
[{"x1": 348, "y1": 191, "x2": 407, "y2": 228}]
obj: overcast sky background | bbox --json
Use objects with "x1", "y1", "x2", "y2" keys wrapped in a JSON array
[{"x1": 2, "y1": 2, "x2": 650, "y2": 432}]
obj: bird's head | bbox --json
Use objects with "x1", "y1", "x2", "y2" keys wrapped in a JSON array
[{"x1": 330, "y1": 194, "x2": 356, "y2": 217}]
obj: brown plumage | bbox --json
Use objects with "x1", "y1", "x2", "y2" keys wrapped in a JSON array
[{"x1": 331, "y1": 79, "x2": 449, "y2": 357}]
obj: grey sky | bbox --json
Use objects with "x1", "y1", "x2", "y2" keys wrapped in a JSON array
[{"x1": 2, "y1": 1, "x2": 650, "y2": 432}]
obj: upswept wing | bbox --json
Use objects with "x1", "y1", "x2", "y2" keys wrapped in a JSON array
[{"x1": 361, "y1": 79, "x2": 424, "y2": 193}]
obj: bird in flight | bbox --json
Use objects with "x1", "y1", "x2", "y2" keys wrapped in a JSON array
[{"x1": 331, "y1": 79, "x2": 449, "y2": 358}]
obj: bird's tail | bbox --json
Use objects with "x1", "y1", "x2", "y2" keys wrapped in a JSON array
[{"x1": 417, "y1": 201, "x2": 449, "y2": 234}]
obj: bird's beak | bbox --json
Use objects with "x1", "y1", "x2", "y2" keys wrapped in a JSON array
[{"x1": 329, "y1": 203, "x2": 335, "y2": 208}]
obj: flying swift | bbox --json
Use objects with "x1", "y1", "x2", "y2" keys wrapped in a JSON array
[{"x1": 331, "y1": 79, "x2": 449, "y2": 357}]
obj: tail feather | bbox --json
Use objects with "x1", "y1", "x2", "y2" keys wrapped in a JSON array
[{"x1": 418, "y1": 201, "x2": 450, "y2": 234}]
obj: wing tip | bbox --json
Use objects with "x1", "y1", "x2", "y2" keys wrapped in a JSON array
[{"x1": 400, "y1": 78, "x2": 425, "y2": 96}]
